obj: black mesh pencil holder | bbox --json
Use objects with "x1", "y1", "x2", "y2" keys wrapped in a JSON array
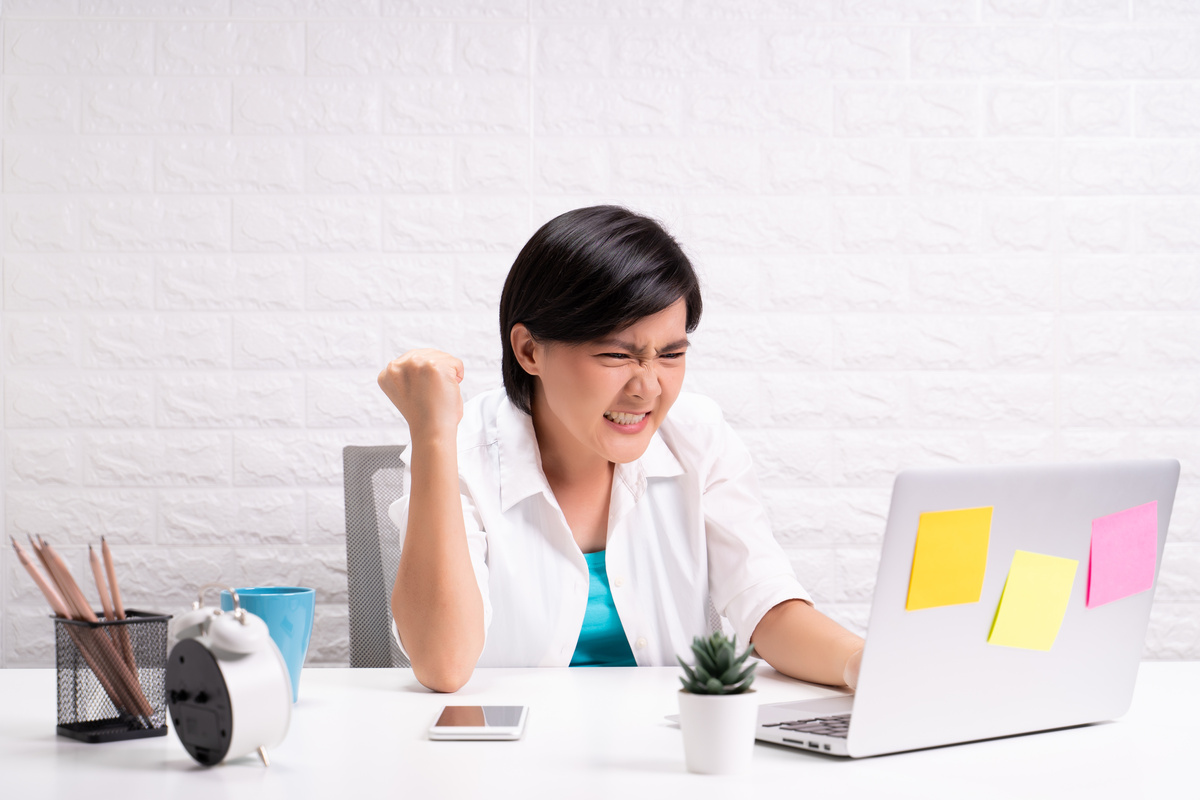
[{"x1": 55, "y1": 610, "x2": 172, "y2": 743}]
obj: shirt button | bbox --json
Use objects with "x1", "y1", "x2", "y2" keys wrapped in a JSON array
[
  {"x1": 612, "y1": 576, "x2": 625, "y2": 588},
  {"x1": 635, "y1": 637, "x2": 647, "y2": 650}
]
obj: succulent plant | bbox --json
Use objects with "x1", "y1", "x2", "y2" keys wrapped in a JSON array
[{"x1": 678, "y1": 631, "x2": 756, "y2": 695}]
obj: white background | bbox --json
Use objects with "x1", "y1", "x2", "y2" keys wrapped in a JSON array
[{"x1": 2, "y1": 0, "x2": 1197, "y2": 667}]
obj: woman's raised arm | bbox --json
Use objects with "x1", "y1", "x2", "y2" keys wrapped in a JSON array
[{"x1": 379, "y1": 349, "x2": 485, "y2": 692}]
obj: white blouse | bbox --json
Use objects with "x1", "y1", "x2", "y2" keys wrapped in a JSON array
[{"x1": 388, "y1": 387, "x2": 811, "y2": 667}]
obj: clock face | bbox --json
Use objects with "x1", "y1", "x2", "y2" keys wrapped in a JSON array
[{"x1": 165, "y1": 638, "x2": 234, "y2": 766}]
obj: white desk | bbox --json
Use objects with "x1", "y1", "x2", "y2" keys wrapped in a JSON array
[{"x1": 2, "y1": 663, "x2": 1197, "y2": 799}]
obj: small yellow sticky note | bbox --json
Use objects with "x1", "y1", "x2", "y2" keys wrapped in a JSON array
[
  {"x1": 988, "y1": 550, "x2": 1078, "y2": 652},
  {"x1": 906, "y1": 506, "x2": 993, "y2": 611}
]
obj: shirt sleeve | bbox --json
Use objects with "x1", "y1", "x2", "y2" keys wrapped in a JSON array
[
  {"x1": 386, "y1": 485, "x2": 492, "y2": 659},
  {"x1": 700, "y1": 412, "x2": 812, "y2": 648}
]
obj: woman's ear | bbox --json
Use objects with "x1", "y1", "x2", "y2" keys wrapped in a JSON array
[{"x1": 510, "y1": 323, "x2": 542, "y2": 376}]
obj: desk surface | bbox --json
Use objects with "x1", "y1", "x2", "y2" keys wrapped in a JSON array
[{"x1": 2, "y1": 663, "x2": 1197, "y2": 799}]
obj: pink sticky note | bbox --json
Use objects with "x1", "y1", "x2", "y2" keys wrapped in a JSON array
[{"x1": 1086, "y1": 501, "x2": 1158, "y2": 609}]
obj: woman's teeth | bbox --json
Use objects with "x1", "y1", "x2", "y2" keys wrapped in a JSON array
[{"x1": 604, "y1": 411, "x2": 647, "y2": 425}]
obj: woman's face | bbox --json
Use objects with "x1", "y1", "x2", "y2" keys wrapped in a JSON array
[{"x1": 518, "y1": 299, "x2": 690, "y2": 470}]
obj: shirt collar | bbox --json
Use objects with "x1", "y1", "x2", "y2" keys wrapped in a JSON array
[
  {"x1": 636, "y1": 428, "x2": 686, "y2": 479},
  {"x1": 610, "y1": 428, "x2": 684, "y2": 529},
  {"x1": 496, "y1": 397, "x2": 685, "y2": 512},
  {"x1": 496, "y1": 397, "x2": 554, "y2": 512}
]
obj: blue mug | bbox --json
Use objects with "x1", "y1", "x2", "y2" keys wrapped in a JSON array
[{"x1": 220, "y1": 587, "x2": 315, "y2": 703}]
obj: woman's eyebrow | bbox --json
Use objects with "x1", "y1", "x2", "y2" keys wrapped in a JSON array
[{"x1": 596, "y1": 337, "x2": 691, "y2": 353}]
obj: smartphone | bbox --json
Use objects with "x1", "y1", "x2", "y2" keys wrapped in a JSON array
[{"x1": 427, "y1": 705, "x2": 529, "y2": 741}]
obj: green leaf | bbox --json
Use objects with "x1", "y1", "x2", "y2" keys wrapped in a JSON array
[
  {"x1": 729, "y1": 675, "x2": 755, "y2": 694},
  {"x1": 716, "y1": 647, "x2": 732, "y2": 677},
  {"x1": 696, "y1": 636, "x2": 716, "y2": 666}
]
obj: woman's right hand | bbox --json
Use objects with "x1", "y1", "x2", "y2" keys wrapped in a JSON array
[
  {"x1": 381, "y1": 349, "x2": 482, "y2": 692},
  {"x1": 378, "y1": 349, "x2": 465, "y2": 440}
]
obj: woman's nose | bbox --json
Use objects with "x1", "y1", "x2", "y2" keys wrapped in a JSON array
[{"x1": 628, "y1": 360, "x2": 662, "y2": 399}]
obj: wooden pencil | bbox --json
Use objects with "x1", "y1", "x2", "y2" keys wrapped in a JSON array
[
  {"x1": 38, "y1": 539, "x2": 154, "y2": 721},
  {"x1": 11, "y1": 537, "x2": 69, "y2": 618},
  {"x1": 10, "y1": 538, "x2": 132, "y2": 719},
  {"x1": 89, "y1": 546, "x2": 116, "y2": 621},
  {"x1": 35, "y1": 539, "x2": 141, "y2": 717},
  {"x1": 27, "y1": 535, "x2": 55, "y2": 586},
  {"x1": 100, "y1": 536, "x2": 138, "y2": 673},
  {"x1": 88, "y1": 544, "x2": 136, "y2": 672},
  {"x1": 100, "y1": 537, "x2": 127, "y2": 620},
  {"x1": 38, "y1": 538, "x2": 96, "y2": 622}
]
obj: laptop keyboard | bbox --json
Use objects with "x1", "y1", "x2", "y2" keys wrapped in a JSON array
[{"x1": 761, "y1": 713, "x2": 851, "y2": 739}]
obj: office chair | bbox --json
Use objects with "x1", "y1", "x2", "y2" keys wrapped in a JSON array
[{"x1": 343, "y1": 445, "x2": 410, "y2": 668}]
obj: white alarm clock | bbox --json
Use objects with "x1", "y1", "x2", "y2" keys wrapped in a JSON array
[{"x1": 166, "y1": 584, "x2": 292, "y2": 766}]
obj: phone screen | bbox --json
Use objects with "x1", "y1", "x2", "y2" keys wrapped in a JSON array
[
  {"x1": 435, "y1": 705, "x2": 525, "y2": 727},
  {"x1": 429, "y1": 705, "x2": 528, "y2": 740}
]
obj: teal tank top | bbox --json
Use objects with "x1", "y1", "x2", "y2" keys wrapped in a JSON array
[{"x1": 570, "y1": 550, "x2": 637, "y2": 667}]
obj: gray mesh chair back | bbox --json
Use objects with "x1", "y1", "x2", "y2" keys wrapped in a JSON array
[{"x1": 343, "y1": 445, "x2": 410, "y2": 668}]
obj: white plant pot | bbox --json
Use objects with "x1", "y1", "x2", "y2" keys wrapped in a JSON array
[{"x1": 677, "y1": 689, "x2": 758, "y2": 775}]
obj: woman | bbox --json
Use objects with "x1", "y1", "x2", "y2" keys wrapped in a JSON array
[{"x1": 379, "y1": 206, "x2": 864, "y2": 693}]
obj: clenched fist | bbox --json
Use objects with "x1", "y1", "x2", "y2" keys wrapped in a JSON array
[{"x1": 378, "y1": 349, "x2": 465, "y2": 442}]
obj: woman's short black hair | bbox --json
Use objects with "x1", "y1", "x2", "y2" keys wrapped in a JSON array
[{"x1": 499, "y1": 205, "x2": 703, "y2": 415}]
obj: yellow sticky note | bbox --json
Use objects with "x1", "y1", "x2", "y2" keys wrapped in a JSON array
[
  {"x1": 906, "y1": 506, "x2": 993, "y2": 611},
  {"x1": 988, "y1": 550, "x2": 1078, "y2": 652}
]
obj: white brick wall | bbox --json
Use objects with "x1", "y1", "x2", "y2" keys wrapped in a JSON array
[{"x1": 2, "y1": 0, "x2": 1198, "y2": 667}]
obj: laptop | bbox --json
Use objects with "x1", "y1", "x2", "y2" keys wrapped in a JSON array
[{"x1": 757, "y1": 458, "x2": 1181, "y2": 758}]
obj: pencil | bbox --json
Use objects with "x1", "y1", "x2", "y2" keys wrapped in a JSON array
[
  {"x1": 100, "y1": 536, "x2": 137, "y2": 672},
  {"x1": 89, "y1": 546, "x2": 115, "y2": 621},
  {"x1": 39, "y1": 539, "x2": 154, "y2": 721},
  {"x1": 38, "y1": 538, "x2": 96, "y2": 622},
  {"x1": 88, "y1": 544, "x2": 124, "y2": 662},
  {"x1": 11, "y1": 537, "x2": 69, "y2": 618},
  {"x1": 28, "y1": 535, "x2": 54, "y2": 585},
  {"x1": 37, "y1": 540, "x2": 138, "y2": 714},
  {"x1": 11, "y1": 538, "x2": 132, "y2": 719},
  {"x1": 101, "y1": 537, "x2": 126, "y2": 620}
]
